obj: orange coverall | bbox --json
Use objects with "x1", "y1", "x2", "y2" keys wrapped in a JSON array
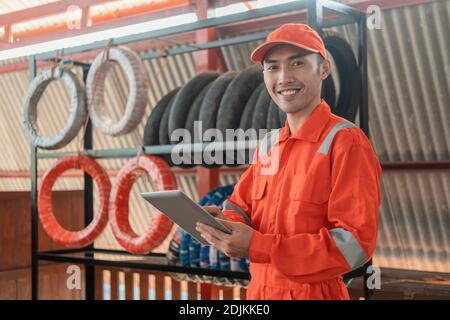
[{"x1": 223, "y1": 100, "x2": 382, "y2": 299}]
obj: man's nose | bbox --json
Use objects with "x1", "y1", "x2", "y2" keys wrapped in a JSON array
[{"x1": 277, "y1": 66, "x2": 295, "y2": 85}]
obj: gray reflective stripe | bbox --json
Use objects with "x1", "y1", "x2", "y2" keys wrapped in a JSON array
[
  {"x1": 330, "y1": 228, "x2": 367, "y2": 270},
  {"x1": 318, "y1": 120, "x2": 356, "y2": 155},
  {"x1": 258, "y1": 129, "x2": 281, "y2": 158},
  {"x1": 223, "y1": 199, "x2": 251, "y2": 224}
]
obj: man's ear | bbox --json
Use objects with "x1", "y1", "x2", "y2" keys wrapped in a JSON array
[{"x1": 321, "y1": 59, "x2": 331, "y2": 80}]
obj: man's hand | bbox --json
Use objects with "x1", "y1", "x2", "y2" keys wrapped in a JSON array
[
  {"x1": 195, "y1": 219, "x2": 253, "y2": 258},
  {"x1": 202, "y1": 205, "x2": 226, "y2": 220}
]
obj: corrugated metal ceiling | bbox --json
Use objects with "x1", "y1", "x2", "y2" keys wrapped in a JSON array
[
  {"x1": 0, "y1": 0, "x2": 188, "y2": 37},
  {"x1": 0, "y1": 0, "x2": 58, "y2": 15}
]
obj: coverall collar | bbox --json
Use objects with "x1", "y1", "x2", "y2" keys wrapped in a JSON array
[{"x1": 279, "y1": 99, "x2": 332, "y2": 143}]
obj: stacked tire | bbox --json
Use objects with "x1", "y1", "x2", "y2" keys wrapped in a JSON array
[
  {"x1": 144, "y1": 67, "x2": 268, "y2": 168},
  {"x1": 143, "y1": 30, "x2": 359, "y2": 168}
]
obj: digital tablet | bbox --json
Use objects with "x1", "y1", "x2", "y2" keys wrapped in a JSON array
[{"x1": 141, "y1": 190, "x2": 232, "y2": 245}]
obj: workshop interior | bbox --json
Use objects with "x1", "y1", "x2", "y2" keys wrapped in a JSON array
[{"x1": 0, "y1": 0, "x2": 449, "y2": 300}]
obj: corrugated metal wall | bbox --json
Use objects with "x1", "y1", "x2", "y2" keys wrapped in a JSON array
[
  {"x1": 220, "y1": 1, "x2": 450, "y2": 272},
  {"x1": 0, "y1": 1, "x2": 449, "y2": 272},
  {"x1": 341, "y1": 1, "x2": 450, "y2": 273}
]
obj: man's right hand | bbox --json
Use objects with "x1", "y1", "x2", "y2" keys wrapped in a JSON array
[{"x1": 203, "y1": 205, "x2": 226, "y2": 220}]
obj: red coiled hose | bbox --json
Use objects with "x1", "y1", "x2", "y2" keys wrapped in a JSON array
[
  {"x1": 38, "y1": 155, "x2": 111, "y2": 247},
  {"x1": 109, "y1": 155, "x2": 177, "y2": 254}
]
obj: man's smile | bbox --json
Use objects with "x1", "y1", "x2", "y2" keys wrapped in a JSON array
[{"x1": 276, "y1": 86, "x2": 305, "y2": 99}]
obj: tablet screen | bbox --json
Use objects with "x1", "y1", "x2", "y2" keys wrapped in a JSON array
[{"x1": 141, "y1": 190, "x2": 231, "y2": 245}]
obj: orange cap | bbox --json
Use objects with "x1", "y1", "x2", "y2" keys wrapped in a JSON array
[{"x1": 250, "y1": 23, "x2": 327, "y2": 62}]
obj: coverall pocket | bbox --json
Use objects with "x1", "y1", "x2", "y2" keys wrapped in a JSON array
[
  {"x1": 289, "y1": 173, "x2": 330, "y2": 204},
  {"x1": 252, "y1": 177, "x2": 268, "y2": 200},
  {"x1": 289, "y1": 173, "x2": 329, "y2": 233}
]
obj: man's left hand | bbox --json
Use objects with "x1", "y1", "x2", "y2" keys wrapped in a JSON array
[{"x1": 195, "y1": 220, "x2": 253, "y2": 258}]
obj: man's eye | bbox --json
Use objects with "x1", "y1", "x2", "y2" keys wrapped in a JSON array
[
  {"x1": 293, "y1": 61, "x2": 304, "y2": 67},
  {"x1": 266, "y1": 65, "x2": 277, "y2": 70}
]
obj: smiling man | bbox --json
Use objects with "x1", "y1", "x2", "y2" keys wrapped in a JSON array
[{"x1": 196, "y1": 24, "x2": 382, "y2": 300}]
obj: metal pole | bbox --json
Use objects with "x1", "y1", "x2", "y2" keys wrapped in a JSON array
[
  {"x1": 29, "y1": 55, "x2": 38, "y2": 300},
  {"x1": 363, "y1": 259, "x2": 375, "y2": 300},
  {"x1": 139, "y1": 31, "x2": 272, "y2": 61},
  {"x1": 357, "y1": 13, "x2": 372, "y2": 299},
  {"x1": 82, "y1": 65, "x2": 95, "y2": 300},
  {"x1": 320, "y1": 0, "x2": 362, "y2": 19},
  {"x1": 308, "y1": 0, "x2": 323, "y2": 29},
  {"x1": 195, "y1": 0, "x2": 221, "y2": 300},
  {"x1": 359, "y1": 14, "x2": 369, "y2": 137}
]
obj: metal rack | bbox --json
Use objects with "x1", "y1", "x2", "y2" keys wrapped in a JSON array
[{"x1": 29, "y1": 0, "x2": 370, "y2": 300}]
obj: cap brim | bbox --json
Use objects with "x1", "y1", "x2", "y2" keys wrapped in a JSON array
[{"x1": 250, "y1": 40, "x2": 319, "y2": 62}]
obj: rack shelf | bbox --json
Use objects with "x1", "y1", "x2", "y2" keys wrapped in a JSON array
[
  {"x1": 37, "y1": 141, "x2": 261, "y2": 159},
  {"x1": 36, "y1": 247, "x2": 367, "y2": 284},
  {"x1": 37, "y1": 248, "x2": 251, "y2": 280},
  {"x1": 29, "y1": 0, "x2": 369, "y2": 300}
]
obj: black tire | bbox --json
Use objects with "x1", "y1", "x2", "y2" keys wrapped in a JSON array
[
  {"x1": 227, "y1": 84, "x2": 265, "y2": 167},
  {"x1": 251, "y1": 87, "x2": 271, "y2": 132},
  {"x1": 186, "y1": 82, "x2": 213, "y2": 138},
  {"x1": 199, "y1": 72, "x2": 238, "y2": 133},
  {"x1": 159, "y1": 97, "x2": 173, "y2": 146},
  {"x1": 323, "y1": 30, "x2": 360, "y2": 122},
  {"x1": 181, "y1": 82, "x2": 213, "y2": 168},
  {"x1": 322, "y1": 74, "x2": 336, "y2": 110},
  {"x1": 168, "y1": 72, "x2": 220, "y2": 143},
  {"x1": 159, "y1": 91, "x2": 179, "y2": 166},
  {"x1": 240, "y1": 83, "x2": 264, "y2": 131},
  {"x1": 216, "y1": 67, "x2": 263, "y2": 167},
  {"x1": 143, "y1": 88, "x2": 179, "y2": 147},
  {"x1": 267, "y1": 100, "x2": 282, "y2": 130},
  {"x1": 217, "y1": 66, "x2": 263, "y2": 134},
  {"x1": 229, "y1": 84, "x2": 270, "y2": 166},
  {"x1": 199, "y1": 72, "x2": 238, "y2": 168}
]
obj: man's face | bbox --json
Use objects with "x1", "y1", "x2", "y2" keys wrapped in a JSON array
[{"x1": 263, "y1": 44, "x2": 327, "y2": 114}]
